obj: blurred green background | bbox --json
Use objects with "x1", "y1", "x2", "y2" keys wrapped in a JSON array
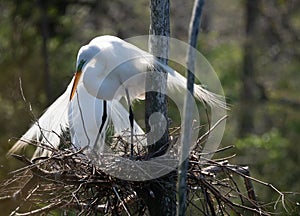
[{"x1": 0, "y1": 0, "x2": 299, "y2": 214}]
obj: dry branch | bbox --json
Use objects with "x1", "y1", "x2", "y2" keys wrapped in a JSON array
[{"x1": 1, "y1": 124, "x2": 296, "y2": 215}]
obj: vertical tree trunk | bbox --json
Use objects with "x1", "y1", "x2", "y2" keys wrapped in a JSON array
[
  {"x1": 146, "y1": 0, "x2": 170, "y2": 156},
  {"x1": 177, "y1": 1, "x2": 205, "y2": 215},
  {"x1": 141, "y1": 1, "x2": 176, "y2": 215},
  {"x1": 239, "y1": 0, "x2": 260, "y2": 136},
  {"x1": 38, "y1": 0, "x2": 51, "y2": 104}
]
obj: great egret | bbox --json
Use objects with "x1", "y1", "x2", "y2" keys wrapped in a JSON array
[
  {"x1": 8, "y1": 42, "x2": 144, "y2": 158},
  {"x1": 77, "y1": 36, "x2": 224, "y2": 108},
  {"x1": 9, "y1": 35, "x2": 225, "y2": 158}
]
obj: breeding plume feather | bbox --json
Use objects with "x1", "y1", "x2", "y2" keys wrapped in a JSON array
[{"x1": 9, "y1": 35, "x2": 226, "y2": 158}]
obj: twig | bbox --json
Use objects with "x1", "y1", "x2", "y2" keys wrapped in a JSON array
[
  {"x1": 14, "y1": 202, "x2": 63, "y2": 216},
  {"x1": 113, "y1": 186, "x2": 132, "y2": 216}
]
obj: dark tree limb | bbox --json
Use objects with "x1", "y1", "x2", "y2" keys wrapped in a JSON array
[
  {"x1": 146, "y1": 0, "x2": 170, "y2": 156},
  {"x1": 37, "y1": 0, "x2": 52, "y2": 103},
  {"x1": 142, "y1": 1, "x2": 176, "y2": 215},
  {"x1": 239, "y1": 0, "x2": 262, "y2": 136}
]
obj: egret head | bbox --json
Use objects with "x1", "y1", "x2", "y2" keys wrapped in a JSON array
[
  {"x1": 70, "y1": 45, "x2": 101, "y2": 100},
  {"x1": 76, "y1": 45, "x2": 101, "y2": 69}
]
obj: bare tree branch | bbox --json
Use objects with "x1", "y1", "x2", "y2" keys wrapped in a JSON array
[{"x1": 177, "y1": 0, "x2": 205, "y2": 215}]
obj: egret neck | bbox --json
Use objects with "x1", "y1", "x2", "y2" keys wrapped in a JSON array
[{"x1": 70, "y1": 59, "x2": 86, "y2": 100}]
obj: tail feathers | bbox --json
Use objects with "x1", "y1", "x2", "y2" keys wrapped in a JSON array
[
  {"x1": 194, "y1": 84, "x2": 228, "y2": 109},
  {"x1": 8, "y1": 81, "x2": 72, "y2": 158},
  {"x1": 155, "y1": 60, "x2": 227, "y2": 109}
]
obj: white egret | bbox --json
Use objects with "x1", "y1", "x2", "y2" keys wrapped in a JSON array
[
  {"x1": 9, "y1": 35, "x2": 225, "y2": 158},
  {"x1": 8, "y1": 43, "x2": 144, "y2": 158},
  {"x1": 77, "y1": 36, "x2": 225, "y2": 107},
  {"x1": 8, "y1": 82, "x2": 144, "y2": 157}
]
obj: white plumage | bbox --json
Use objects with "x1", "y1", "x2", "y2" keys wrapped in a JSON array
[
  {"x1": 81, "y1": 36, "x2": 225, "y2": 108},
  {"x1": 9, "y1": 35, "x2": 225, "y2": 158}
]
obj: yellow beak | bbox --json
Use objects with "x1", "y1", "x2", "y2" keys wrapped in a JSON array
[
  {"x1": 70, "y1": 71, "x2": 82, "y2": 100},
  {"x1": 70, "y1": 60, "x2": 85, "y2": 101}
]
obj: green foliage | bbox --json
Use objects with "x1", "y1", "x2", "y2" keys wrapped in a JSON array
[
  {"x1": 199, "y1": 36, "x2": 243, "y2": 101},
  {"x1": 0, "y1": 0, "x2": 299, "y2": 214},
  {"x1": 236, "y1": 129, "x2": 288, "y2": 161},
  {"x1": 235, "y1": 128, "x2": 300, "y2": 201}
]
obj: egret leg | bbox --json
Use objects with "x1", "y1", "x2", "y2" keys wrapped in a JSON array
[
  {"x1": 94, "y1": 100, "x2": 107, "y2": 151},
  {"x1": 125, "y1": 88, "x2": 134, "y2": 158}
]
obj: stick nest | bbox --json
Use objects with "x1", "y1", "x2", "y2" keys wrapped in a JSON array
[{"x1": 0, "y1": 127, "x2": 294, "y2": 216}]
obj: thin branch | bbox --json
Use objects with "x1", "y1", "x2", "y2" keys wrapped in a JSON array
[{"x1": 14, "y1": 202, "x2": 63, "y2": 216}]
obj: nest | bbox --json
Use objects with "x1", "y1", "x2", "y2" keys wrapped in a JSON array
[{"x1": 1, "y1": 126, "x2": 292, "y2": 216}]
